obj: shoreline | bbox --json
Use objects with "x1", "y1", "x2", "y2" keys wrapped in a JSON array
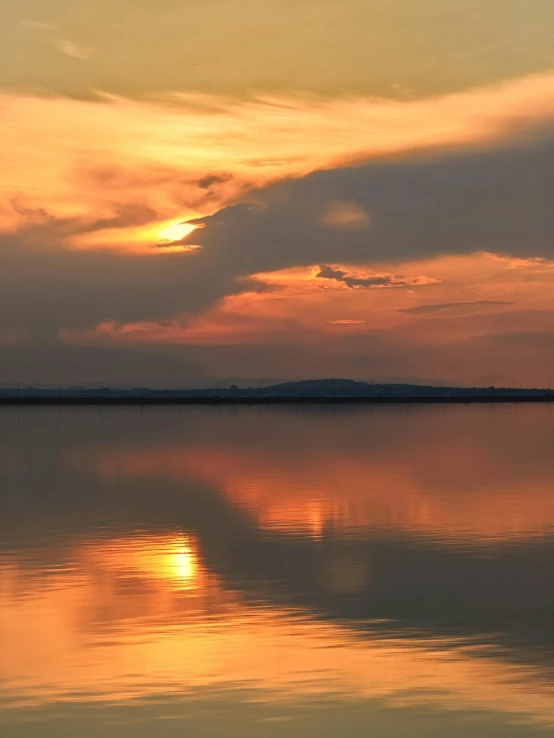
[{"x1": 1, "y1": 395, "x2": 553, "y2": 406}]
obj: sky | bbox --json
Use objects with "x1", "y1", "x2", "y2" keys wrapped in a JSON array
[{"x1": 2, "y1": 0, "x2": 554, "y2": 386}]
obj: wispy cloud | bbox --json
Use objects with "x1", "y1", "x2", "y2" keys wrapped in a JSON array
[
  {"x1": 320, "y1": 201, "x2": 370, "y2": 231},
  {"x1": 3, "y1": 70, "x2": 554, "y2": 250},
  {"x1": 19, "y1": 21, "x2": 92, "y2": 61},
  {"x1": 55, "y1": 39, "x2": 92, "y2": 60},
  {"x1": 19, "y1": 20, "x2": 58, "y2": 31},
  {"x1": 329, "y1": 319, "x2": 367, "y2": 325},
  {"x1": 399, "y1": 301, "x2": 514, "y2": 315}
]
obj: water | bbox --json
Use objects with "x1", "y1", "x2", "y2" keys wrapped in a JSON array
[{"x1": 1, "y1": 404, "x2": 554, "y2": 737}]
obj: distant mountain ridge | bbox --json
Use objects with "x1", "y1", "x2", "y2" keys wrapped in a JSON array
[
  {"x1": 0, "y1": 378, "x2": 550, "y2": 399},
  {"x1": 256, "y1": 379, "x2": 544, "y2": 397}
]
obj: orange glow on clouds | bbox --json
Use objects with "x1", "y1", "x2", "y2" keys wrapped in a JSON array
[
  {"x1": 156, "y1": 220, "x2": 196, "y2": 243},
  {"x1": 59, "y1": 252, "x2": 554, "y2": 350},
  {"x1": 3, "y1": 70, "x2": 554, "y2": 252},
  {"x1": 71, "y1": 218, "x2": 201, "y2": 254}
]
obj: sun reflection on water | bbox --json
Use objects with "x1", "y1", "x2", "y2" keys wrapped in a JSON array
[
  {"x1": 78, "y1": 533, "x2": 202, "y2": 593},
  {"x1": 2, "y1": 537, "x2": 554, "y2": 727},
  {"x1": 5, "y1": 407, "x2": 554, "y2": 734},
  {"x1": 166, "y1": 539, "x2": 198, "y2": 587}
]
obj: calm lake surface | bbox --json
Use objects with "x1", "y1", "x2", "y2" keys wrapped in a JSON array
[{"x1": 2, "y1": 404, "x2": 554, "y2": 737}]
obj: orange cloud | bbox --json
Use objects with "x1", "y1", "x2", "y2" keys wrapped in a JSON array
[
  {"x1": 3, "y1": 70, "x2": 554, "y2": 252},
  {"x1": 54, "y1": 251, "x2": 554, "y2": 385},
  {"x1": 329, "y1": 319, "x2": 367, "y2": 325},
  {"x1": 59, "y1": 252, "x2": 539, "y2": 347},
  {"x1": 314, "y1": 264, "x2": 440, "y2": 289}
]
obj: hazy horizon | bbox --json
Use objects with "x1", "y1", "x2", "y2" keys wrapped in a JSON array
[{"x1": 0, "y1": 376, "x2": 543, "y2": 391}]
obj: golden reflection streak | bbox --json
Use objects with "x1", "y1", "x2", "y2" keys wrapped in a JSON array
[
  {"x1": 68, "y1": 442, "x2": 554, "y2": 543},
  {"x1": 1, "y1": 536, "x2": 554, "y2": 726},
  {"x1": 81, "y1": 533, "x2": 201, "y2": 591}
]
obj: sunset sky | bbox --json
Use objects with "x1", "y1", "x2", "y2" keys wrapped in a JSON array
[{"x1": 2, "y1": 0, "x2": 554, "y2": 386}]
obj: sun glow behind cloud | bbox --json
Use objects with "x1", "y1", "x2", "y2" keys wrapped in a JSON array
[
  {"x1": 69, "y1": 218, "x2": 200, "y2": 254},
  {"x1": 3, "y1": 61, "x2": 554, "y2": 382},
  {"x1": 157, "y1": 221, "x2": 196, "y2": 244},
  {"x1": 3, "y1": 70, "x2": 554, "y2": 253}
]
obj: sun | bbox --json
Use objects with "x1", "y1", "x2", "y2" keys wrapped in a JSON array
[{"x1": 158, "y1": 221, "x2": 196, "y2": 243}]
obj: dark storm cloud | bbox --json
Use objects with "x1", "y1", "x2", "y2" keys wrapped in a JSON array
[
  {"x1": 197, "y1": 173, "x2": 234, "y2": 190},
  {"x1": 0, "y1": 223, "x2": 242, "y2": 342},
  {"x1": 316, "y1": 265, "x2": 415, "y2": 288},
  {"x1": 186, "y1": 135, "x2": 554, "y2": 272},
  {"x1": 399, "y1": 301, "x2": 515, "y2": 314}
]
